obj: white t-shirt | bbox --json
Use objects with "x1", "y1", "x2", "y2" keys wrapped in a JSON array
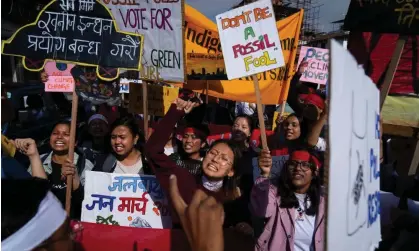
[
  {"x1": 294, "y1": 193, "x2": 316, "y2": 251},
  {"x1": 114, "y1": 158, "x2": 144, "y2": 174},
  {"x1": 164, "y1": 146, "x2": 177, "y2": 156},
  {"x1": 314, "y1": 137, "x2": 326, "y2": 152}
]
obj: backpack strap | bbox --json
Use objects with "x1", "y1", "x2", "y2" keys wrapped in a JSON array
[
  {"x1": 40, "y1": 153, "x2": 49, "y2": 164},
  {"x1": 101, "y1": 154, "x2": 117, "y2": 173},
  {"x1": 75, "y1": 147, "x2": 86, "y2": 177}
]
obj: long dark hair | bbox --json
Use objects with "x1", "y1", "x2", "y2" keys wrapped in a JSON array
[
  {"x1": 207, "y1": 139, "x2": 242, "y2": 200},
  {"x1": 232, "y1": 115, "x2": 254, "y2": 152},
  {"x1": 269, "y1": 113, "x2": 308, "y2": 150},
  {"x1": 233, "y1": 114, "x2": 254, "y2": 133},
  {"x1": 110, "y1": 117, "x2": 145, "y2": 152},
  {"x1": 277, "y1": 149, "x2": 321, "y2": 216}
]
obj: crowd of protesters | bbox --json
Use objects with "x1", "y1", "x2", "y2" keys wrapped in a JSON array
[{"x1": 1, "y1": 61, "x2": 418, "y2": 251}]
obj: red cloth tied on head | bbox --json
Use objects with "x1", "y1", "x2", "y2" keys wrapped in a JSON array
[
  {"x1": 184, "y1": 127, "x2": 207, "y2": 141},
  {"x1": 301, "y1": 94, "x2": 325, "y2": 110},
  {"x1": 290, "y1": 150, "x2": 321, "y2": 169}
]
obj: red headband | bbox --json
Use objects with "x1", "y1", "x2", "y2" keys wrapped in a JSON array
[
  {"x1": 184, "y1": 127, "x2": 207, "y2": 141},
  {"x1": 290, "y1": 150, "x2": 321, "y2": 169},
  {"x1": 291, "y1": 150, "x2": 311, "y2": 161},
  {"x1": 303, "y1": 94, "x2": 325, "y2": 110}
]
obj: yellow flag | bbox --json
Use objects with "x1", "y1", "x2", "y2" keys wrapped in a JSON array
[{"x1": 183, "y1": 5, "x2": 304, "y2": 104}]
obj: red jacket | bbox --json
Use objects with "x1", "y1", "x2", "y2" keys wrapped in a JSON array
[{"x1": 144, "y1": 105, "x2": 225, "y2": 207}]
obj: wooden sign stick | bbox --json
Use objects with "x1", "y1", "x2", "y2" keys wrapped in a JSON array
[
  {"x1": 205, "y1": 80, "x2": 209, "y2": 104},
  {"x1": 252, "y1": 75, "x2": 268, "y2": 150},
  {"x1": 65, "y1": 90, "x2": 78, "y2": 215},
  {"x1": 379, "y1": 36, "x2": 406, "y2": 110},
  {"x1": 142, "y1": 81, "x2": 149, "y2": 141}
]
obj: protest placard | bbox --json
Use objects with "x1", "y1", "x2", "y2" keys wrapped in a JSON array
[
  {"x1": 297, "y1": 46, "x2": 329, "y2": 85},
  {"x1": 82, "y1": 171, "x2": 172, "y2": 229},
  {"x1": 129, "y1": 84, "x2": 179, "y2": 116},
  {"x1": 101, "y1": 0, "x2": 184, "y2": 82},
  {"x1": 328, "y1": 39, "x2": 381, "y2": 250},
  {"x1": 119, "y1": 78, "x2": 142, "y2": 94},
  {"x1": 252, "y1": 155, "x2": 289, "y2": 182},
  {"x1": 44, "y1": 62, "x2": 75, "y2": 92},
  {"x1": 1, "y1": 0, "x2": 144, "y2": 81},
  {"x1": 215, "y1": 0, "x2": 285, "y2": 80}
]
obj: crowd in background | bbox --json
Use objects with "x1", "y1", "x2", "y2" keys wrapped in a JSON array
[{"x1": 1, "y1": 61, "x2": 418, "y2": 251}]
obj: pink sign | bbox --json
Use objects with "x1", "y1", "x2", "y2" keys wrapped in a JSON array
[
  {"x1": 297, "y1": 46, "x2": 329, "y2": 85},
  {"x1": 44, "y1": 62, "x2": 75, "y2": 92}
]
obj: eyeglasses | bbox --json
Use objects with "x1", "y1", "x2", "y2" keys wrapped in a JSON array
[
  {"x1": 207, "y1": 149, "x2": 233, "y2": 167},
  {"x1": 288, "y1": 160, "x2": 312, "y2": 171}
]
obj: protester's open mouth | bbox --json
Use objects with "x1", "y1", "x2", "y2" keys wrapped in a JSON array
[
  {"x1": 184, "y1": 145, "x2": 192, "y2": 150},
  {"x1": 54, "y1": 141, "x2": 65, "y2": 147},
  {"x1": 293, "y1": 173, "x2": 304, "y2": 179},
  {"x1": 114, "y1": 146, "x2": 124, "y2": 152},
  {"x1": 207, "y1": 163, "x2": 218, "y2": 172},
  {"x1": 286, "y1": 131, "x2": 294, "y2": 137}
]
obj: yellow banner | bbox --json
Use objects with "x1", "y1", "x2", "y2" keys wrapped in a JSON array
[{"x1": 183, "y1": 5, "x2": 303, "y2": 104}]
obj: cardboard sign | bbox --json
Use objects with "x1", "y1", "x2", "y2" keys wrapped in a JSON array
[
  {"x1": 252, "y1": 155, "x2": 289, "y2": 182},
  {"x1": 44, "y1": 62, "x2": 75, "y2": 92},
  {"x1": 344, "y1": 0, "x2": 419, "y2": 35},
  {"x1": 328, "y1": 40, "x2": 381, "y2": 250},
  {"x1": 216, "y1": 0, "x2": 285, "y2": 80},
  {"x1": 297, "y1": 46, "x2": 329, "y2": 85},
  {"x1": 1, "y1": 0, "x2": 144, "y2": 81},
  {"x1": 119, "y1": 78, "x2": 142, "y2": 94},
  {"x1": 129, "y1": 84, "x2": 179, "y2": 116},
  {"x1": 101, "y1": 0, "x2": 184, "y2": 82},
  {"x1": 81, "y1": 171, "x2": 172, "y2": 229}
]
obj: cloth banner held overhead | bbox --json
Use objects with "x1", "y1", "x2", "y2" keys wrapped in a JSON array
[
  {"x1": 81, "y1": 171, "x2": 172, "y2": 229},
  {"x1": 101, "y1": 0, "x2": 185, "y2": 82},
  {"x1": 328, "y1": 39, "x2": 381, "y2": 251},
  {"x1": 183, "y1": 5, "x2": 303, "y2": 104}
]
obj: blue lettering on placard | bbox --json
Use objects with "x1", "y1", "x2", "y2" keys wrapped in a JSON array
[
  {"x1": 368, "y1": 191, "x2": 380, "y2": 227},
  {"x1": 375, "y1": 113, "x2": 380, "y2": 139},
  {"x1": 370, "y1": 148, "x2": 380, "y2": 182},
  {"x1": 85, "y1": 194, "x2": 116, "y2": 212}
]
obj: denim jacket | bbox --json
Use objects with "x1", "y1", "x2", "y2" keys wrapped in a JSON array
[{"x1": 28, "y1": 151, "x2": 94, "y2": 186}]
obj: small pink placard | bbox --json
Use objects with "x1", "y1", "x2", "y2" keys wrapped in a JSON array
[
  {"x1": 44, "y1": 62, "x2": 75, "y2": 93},
  {"x1": 45, "y1": 76, "x2": 75, "y2": 92}
]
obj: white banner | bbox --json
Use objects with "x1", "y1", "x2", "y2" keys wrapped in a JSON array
[
  {"x1": 216, "y1": 0, "x2": 285, "y2": 80},
  {"x1": 328, "y1": 39, "x2": 381, "y2": 251},
  {"x1": 101, "y1": 0, "x2": 184, "y2": 82},
  {"x1": 81, "y1": 171, "x2": 172, "y2": 229}
]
